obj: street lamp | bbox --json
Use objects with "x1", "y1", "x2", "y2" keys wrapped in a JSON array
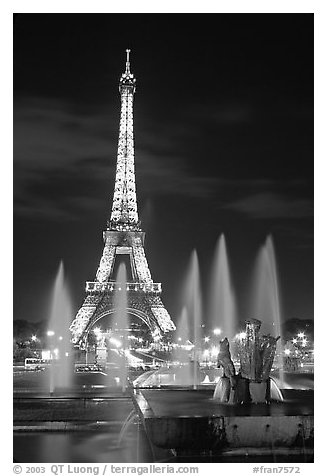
[
  {"x1": 47, "y1": 330, "x2": 55, "y2": 337},
  {"x1": 213, "y1": 328, "x2": 221, "y2": 336}
]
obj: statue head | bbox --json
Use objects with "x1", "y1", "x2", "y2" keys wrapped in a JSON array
[{"x1": 219, "y1": 337, "x2": 230, "y2": 352}]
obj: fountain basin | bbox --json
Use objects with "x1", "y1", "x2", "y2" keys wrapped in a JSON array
[{"x1": 131, "y1": 388, "x2": 313, "y2": 457}]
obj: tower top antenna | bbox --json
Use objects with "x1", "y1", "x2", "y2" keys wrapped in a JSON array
[{"x1": 125, "y1": 48, "x2": 131, "y2": 74}]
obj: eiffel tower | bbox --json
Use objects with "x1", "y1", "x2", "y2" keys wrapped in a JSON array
[{"x1": 70, "y1": 50, "x2": 175, "y2": 349}]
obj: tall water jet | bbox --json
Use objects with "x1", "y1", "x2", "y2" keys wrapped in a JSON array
[
  {"x1": 208, "y1": 234, "x2": 237, "y2": 356},
  {"x1": 175, "y1": 307, "x2": 190, "y2": 344},
  {"x1": 172, "y1": 307, "x2": 193, "y2": 386},
  {"x1": 48, "y1": 261, "x2": 74, "y2": 392},
  {"x1": 251, "y1": 235, "x2": 284, "y2": 386},
  {"x1": 113, "y1": 263, "x2": 129, "y2": 393},
  {"x1": 184, "y1": 250, "x2": 202, "y2": 389}
]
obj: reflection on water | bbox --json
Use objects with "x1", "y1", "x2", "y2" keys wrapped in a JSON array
[
  {"x1": 41, "y1": 433, "x2": 70, "y2": 463},
  {"x1": 15, "y1": 430, "x2": 152, "y2": 463},
  {"x1": 133, "y1": 366, "x2": 222, "y2": 387},
  {"x1": 14, "y1": 368, "x2": 313, "y2": 463}
]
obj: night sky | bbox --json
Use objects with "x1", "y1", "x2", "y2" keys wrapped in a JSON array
[{"x1": 13, "y1": 13, "x2": 313, "y2": 328}]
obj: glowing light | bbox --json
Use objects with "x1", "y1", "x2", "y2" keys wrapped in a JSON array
[
  {"x1": 47, "y1": 330, "x2": 55, "y2": 337},
  {"x1": 58, "y1": 336, "x2": 63, "y2": 341},
  {"x1": 302, "y1": 339, "x2": 307, "y2": 347},
  {"x1": 237, "y1": 332, "x2": 247, "y2": 340},
  {"x1": 53, "y1": 348, "x2": 59, "y2": 356},
  {"x1": 204, "y1": 336, "x2": 210, "y2": 343},
  {"x1": 213, "y1": 328, "x2": 222, "y2": 335},
  {"x1": 182, "y1": 344, "x2": 194, "y2": 351},
  {"x1": 109, "y1": 337, "x2": 122, "y2": 348},
  {"x1": 297, "y1": 332, "x2": 305, "y2": 339},
  {"x1": 65, "y1": 352, "x2": 69, "y2": 357},
  {"x1": 31, "y1": 335, "x2": 37, "y2": 342},
  {"x1": 152, "y1": 330, "x2": 161, "y2": 342},
  {"x1": 292, "y1": 338, "x2": 297, "y2": 344},
  {"x1": 284, "y1": 349, "x2": 291, "y2": 355},
  {"x1": 211, "y1": 346, "x2": 219, "y2": 357},
  {"x1": 42, "y1": 350, "x2": 51, "y2": 360},
  {"x1": 93, "y1": 327, "x2": 102, "y2": 335}
]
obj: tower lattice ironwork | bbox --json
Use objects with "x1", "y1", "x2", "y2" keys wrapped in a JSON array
[{"x1": 70, "y1": 50, "x2": 175, "y2": 348}]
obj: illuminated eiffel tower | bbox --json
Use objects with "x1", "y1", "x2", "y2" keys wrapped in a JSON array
[{"x1": 70, "y1": 50, "x2": 175, "y2": 349}]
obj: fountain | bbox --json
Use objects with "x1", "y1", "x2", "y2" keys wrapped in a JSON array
[
  {"x1": 14, "y1": 248, "x2": 313, "y2": 462},
  {"x1": 186, "y1": 250, "x2": 202, "y2": 389},
  {"x1": 14, "y1": 242, "x2": 312, "y2": 462},
  {"x1": 167, "y1": 250, "x2": 202, "y2": 387},
  {"x1": 48, "y1": 261, "x2": 74, "y2": 393},
  {"x1": 208, "y1": 234, "x2": 237, "y2": 356},
  {"x1": 174, "y1": 306, "x2": 190, "y2": 347},
  {"x1": 171, "y1": 307, "x2": 193, "y2": 386},
  {"x1": 129, "y1": 241, "x2": 313, "y2": 460},
  {"x1": 213, "y1": 318, "x2": 283, "y2": 404},
  {"x1": 113, "y1": 263, "x2": 129, "y2": 392},
  {"x1": 133, "y1": 251, "x2": 204, "y2": 388},
  {"x1": 251, "y1": 235, "x2": 284, "y2": 386}
]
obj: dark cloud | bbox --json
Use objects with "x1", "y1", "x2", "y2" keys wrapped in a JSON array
[
  {"x1": 14, "y1": 94, "x2": 313, "y2": 222},
  {"x1": 272, "y1": 223, "x2": 313, "y2": 249},
  {"x1": 14, "y1": 96, "x2": 231, "y2": 220},
  {"x1": 224, "y1": 192, "x2": 313, "y2": 219},
  {"x1": 14, "y1": 97, "x2": 117, "y2": 167}
]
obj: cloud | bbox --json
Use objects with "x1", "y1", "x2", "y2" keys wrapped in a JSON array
[
  {"x1": 136, "y1": 149, "x2": 221, "y2": 198},
  {"x1": 14, "y1": 96, "x2": 117, "y2": 167},
  {"x1": 272, "y1": 223, "x2": 313, "y2": 249},
  {"x1": 14, "y1": 96, "x2": 313, "y2": 223},
  {"x1": 13, "y1": 97, "x2": 120, "y2": 220},
  {"x1": 224, "y1": 192, "x2": 313, "y2": 219},
  {"x1": 14, "y1": 96, "x2": 227, "y2": 221}
]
